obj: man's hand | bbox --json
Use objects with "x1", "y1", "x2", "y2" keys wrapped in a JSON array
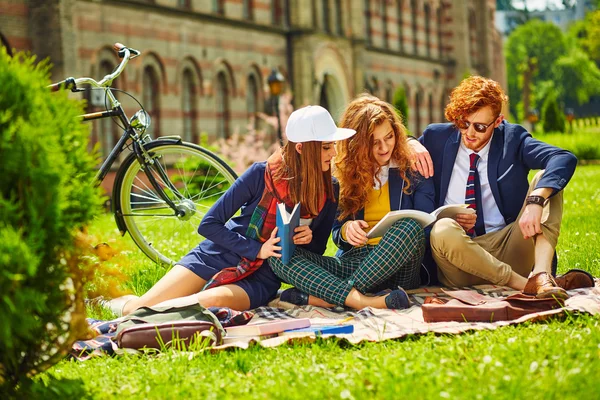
[
  {"x1": 454, "y1": 213, "x2": 476, "y2": 232},
  {"x1": 519, "y1": 204, "x2": 543, "y2": 239},
  {"x1": 407, "y1": 138, "x2": 434, "y2": 178},
  {"x1": 344, "y1": 220, "x2": 369, "y2": 246},
  {"x1": 257, "y1": 228, "x2": 282, "y2": 259},
  {"x1": 293, "y1": 225, "x2": 313, "y2": 245}
]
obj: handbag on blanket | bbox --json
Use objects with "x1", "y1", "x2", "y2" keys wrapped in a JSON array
[
  {"x1": 115, "y1": 304, "x2": 225, "y2": 349},
  {"x1": 422, "y1": 289, "x2": 565, "y2": 323}
]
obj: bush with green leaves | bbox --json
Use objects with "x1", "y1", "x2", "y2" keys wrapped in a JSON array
[
  {"x1": 0, "y1": 49, "x2": 102, "y2": 395},
  {"x1": 541, "y1": 91, "x2": 566, "y2": 133}
]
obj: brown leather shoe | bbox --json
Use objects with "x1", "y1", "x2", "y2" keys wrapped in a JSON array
[
  {"x1": 523, "y1": 272, "x2": 569, "y2": 300},
  {"x1": 554, "y1": 269, "x2": 595, "y2": 291}
]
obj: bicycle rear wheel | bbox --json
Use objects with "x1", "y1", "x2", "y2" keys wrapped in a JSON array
[{"x1": 115, "y1": 140, "x2": 237, "y2": 265}]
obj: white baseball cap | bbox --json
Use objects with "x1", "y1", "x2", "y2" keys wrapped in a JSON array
[{"x1": 285, "y1": 105, "x2": 356, "y2": 143}]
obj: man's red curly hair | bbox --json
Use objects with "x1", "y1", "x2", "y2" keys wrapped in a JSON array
[{"x1": 444, "y1": 76, "x2": 508, "y2": 123}]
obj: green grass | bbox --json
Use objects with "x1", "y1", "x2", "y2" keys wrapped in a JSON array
[
  {"x1": 37, "y1": 165, "x2": 600, "y2": 399},
  {"x1": 534, "y1": 126, "x2": 600, "y2": 161}
]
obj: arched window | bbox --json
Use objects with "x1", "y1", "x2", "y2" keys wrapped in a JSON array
[
  {"x1": 385, "y1": 83, "x2": 393, "y2": 104},
  {"x1": 334, "y1": 0, "x2": 343, "y2": 35},
  {"x1": 182, "y1": 68, "x2": 197, "y2": 143},
  {"x1": 143, "y1": 66, "x2": 161, "y2": 137},
  {"x1": 243, "y1": 0, "x2": 254, "y2": 20},
  {"x1": 246, "y1": 74, "x2": 259, "y2": 130},
  {"x1": 178, "y1": 0, "x2": 191, "y2": 9},
  {"x1": 322, "y1": 0, "x2": 331, "y2": 33},
  {"x1": 424, "y1": 4, "x2": 431, "y2": 57},
  {"x1": 415, "y1": 89, "x2": 422, "y2": 135},
  {"x1": 397, "y1": 0, "x2": 404, "y2": 52},
  {"x1": 440, "y1": 91, "x2": 447, "y2": 121},
  {"x1": 1, "y1": 32, "x2": 12, "y2": 56},
  {"x1": 428, "y1": 93, "x2": 433, "y2": 126},
  {"x1": 364, "y1": 0, "x2": 372, "y2": 45},
  {"x1": 380, "y1": 0, "x2": 388, "y2": 48},
  {"x1": 91, "y1": 60, "x2": 120, "y2": 161},
  {"x1": 272, "y1": 0, "x2": 283, "y2": 26},
  {"x1": 411, "y1": 0, "x2": 418, "y2": 55},
  {"x1": 215, "y1": 71, "x2": 230, "y2": 139},
  {"x1": 437, "y1": 7, "x2": 443, "y2": 59},
  {"x1": 214, "y1": 0, "x2": 225, "y2": 15}
]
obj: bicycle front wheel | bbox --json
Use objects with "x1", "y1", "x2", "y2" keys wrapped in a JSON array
[{"x1": 115, "y1": 141, "x2": 237, "y2": 265}]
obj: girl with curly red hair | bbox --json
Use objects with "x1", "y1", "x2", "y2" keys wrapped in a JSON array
[{"x1": 270, "y1": 95, "x2": 435, "y2": 309}]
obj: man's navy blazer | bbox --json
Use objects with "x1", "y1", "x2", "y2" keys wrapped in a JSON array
[{"x1": 418, "y1": 121, "x2": 577, "y2": 226}]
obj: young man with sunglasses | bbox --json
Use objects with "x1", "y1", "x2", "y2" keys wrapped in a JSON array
[{"x1": 417, "y1": 75, "x2": 594, "y2": 298}]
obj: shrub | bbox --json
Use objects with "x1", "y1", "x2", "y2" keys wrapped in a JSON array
[
  {"x1": 541, "y1": 91, "x2": 566, "y2": 133},
  {"x1": 392, "y1": 86, "x2": 409, "y2": 125},
  {"x1": 0, "y1": 50, "x2": 102, "y2": 395}
]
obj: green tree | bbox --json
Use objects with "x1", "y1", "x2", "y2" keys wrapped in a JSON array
[
  {"x1": 0, "y1": 49, "x2": 102, "y2": 396},
  {"x1": 570, "y1": 10, "x2": 600, "y2": 66},
  {"x1": 392, "y1": 86, "x2": 409, "y2": 125},
  {"x1": 541, "y1": 90, "x2": 566, "y2": 133},
  {"x1": 505, "y1": 20, "x2": 567, "y2": 120},
  {"x1": 553, "y1": 46, "x2": 600, "y2": 106}
]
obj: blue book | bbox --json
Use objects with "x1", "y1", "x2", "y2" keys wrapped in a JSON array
[
  {"x1": 276, "y1": 202, "x2": 300, "y2": 265},
  {"x1": 281, "y1": 324, "x2": 355, "y2": 336}
]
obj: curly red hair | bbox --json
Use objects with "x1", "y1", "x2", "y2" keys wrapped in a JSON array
[
  {"x1": 334, "y1": 94, "x2": 412, "y2": 221},
  {"x1": 444, "y1": 76, "x2": 508, "y2": 123}
]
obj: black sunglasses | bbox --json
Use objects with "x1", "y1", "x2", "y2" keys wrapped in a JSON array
[{"x1": 456, "y1": 116, "x2": 499, "y2": 133}]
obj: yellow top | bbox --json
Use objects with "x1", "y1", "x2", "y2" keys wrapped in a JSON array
[{"x1": 342, "y1": 182, "x2": 391, "y2": 246}]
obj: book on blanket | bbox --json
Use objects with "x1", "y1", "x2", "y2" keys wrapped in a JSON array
[
  {"x1": 224, "y1": 318, "x2": 310, "y2": 337},
  {"x1": 366, "y1": 204, "x2": 476, "y2": 238},
  {"x1": 276, "y1": 202, "x2": 301, "y2": 265},
  {"x1": 279, "y1": 324, "x2": 354, "y2": 336}
]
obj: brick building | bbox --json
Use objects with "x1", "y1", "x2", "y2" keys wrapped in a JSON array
[{"x1": 1, "y1": 0, "x2": 506, "y2": 158}]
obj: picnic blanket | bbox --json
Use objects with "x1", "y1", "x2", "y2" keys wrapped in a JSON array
[
  {"x1": 71, "y1": 282, "x2": 600, "y2": 357},
  {"x1": 213, "y1": 281, "x2": 600, "y2": 350}
]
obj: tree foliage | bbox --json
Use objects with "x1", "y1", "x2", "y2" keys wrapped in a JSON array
[
  {"x1": 392, "y1": 86, "x2": 409, "y2": 125},
  {"x1": 0, "y1": 49, "x2": 102, "y2": 395},
  {"x1": 542, "y1": 90, "x2": 566, "y2": 133}
]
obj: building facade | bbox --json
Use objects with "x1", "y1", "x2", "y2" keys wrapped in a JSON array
[{"x1": 1, "y1": 0, "x2": 506, "y2": 158}]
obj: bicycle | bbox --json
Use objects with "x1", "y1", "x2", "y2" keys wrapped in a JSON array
[{"x1": 49, "y1": 43, "x2": 238, "y2": 266}]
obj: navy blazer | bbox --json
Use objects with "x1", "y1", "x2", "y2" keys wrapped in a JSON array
[
  {"x1": 332, "y1": 169, "x2": 435, "y2": 254},
  {"x1": 419, "y1": 121, "x2": 577, "y2": 225},
  {"x1": 193, "y1": 162, "x2": 338, "y2": 271}
]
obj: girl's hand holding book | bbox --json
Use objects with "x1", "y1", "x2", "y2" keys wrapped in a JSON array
[
  {"x1": 293, "y1": 225, "x2": 313, "y2": 245},
  {"x1": 258, "y1": 228, "x2": 282, "y2": 259},
  {"x1": 344, "y1": 220, "x2": 369, "y2": 246}
]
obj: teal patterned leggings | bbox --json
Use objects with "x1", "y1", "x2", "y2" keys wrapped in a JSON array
[{"x1": 269, "y1": 218, "x2": 425, "y2": 306}]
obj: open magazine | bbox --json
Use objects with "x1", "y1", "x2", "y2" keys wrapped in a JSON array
[{"x1": 366, "y1": 204, "x2": 476, "y2": 239}]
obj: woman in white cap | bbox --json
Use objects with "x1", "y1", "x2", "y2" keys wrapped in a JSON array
[
  {"x1": 107, "y1": 105, "x2": 356, "y2": 315},
  {"x1": 271, "y1": 95, "x2": 435, "y2": 310}
]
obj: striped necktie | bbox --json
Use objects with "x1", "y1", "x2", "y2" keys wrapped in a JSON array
[{"x1": 465, "y1": 153, "x2": 480, "y2": 236}]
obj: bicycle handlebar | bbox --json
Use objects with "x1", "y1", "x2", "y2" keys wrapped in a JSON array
[{"x1": 48, "y1": 43, "x2": 140, "y2": 91}]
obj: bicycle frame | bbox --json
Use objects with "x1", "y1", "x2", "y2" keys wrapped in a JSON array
[{"x1": 50, "y1": 44, "x2": 188, "y2": 216}]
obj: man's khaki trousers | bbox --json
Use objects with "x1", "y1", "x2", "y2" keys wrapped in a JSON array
[{"x1": 430, "y1": 171, "x2": 563, "y2": 287}]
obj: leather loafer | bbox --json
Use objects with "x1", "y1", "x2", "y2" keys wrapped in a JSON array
[
  {"x1": 279, "y1": 287, "x2": 309, "y2": 306},
  {"x1": 523, "y1": 272, "x2": 569, "y2": 300},
  {"x1": 554, "y1": 269, "x2": 595, "y2": 291}
]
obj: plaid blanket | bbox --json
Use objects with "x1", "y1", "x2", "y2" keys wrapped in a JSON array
[{"x1": 213, "y1": 281, "x2": 600, "y2": 350}]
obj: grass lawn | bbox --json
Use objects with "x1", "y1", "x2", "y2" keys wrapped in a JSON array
[{"x1": 37, "y1": 165, "x2": 600, "y2": 399}]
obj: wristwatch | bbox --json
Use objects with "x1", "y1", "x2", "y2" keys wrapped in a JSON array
[{"x1": 526, "y1": 195, "x2": 547, "y2": 207}]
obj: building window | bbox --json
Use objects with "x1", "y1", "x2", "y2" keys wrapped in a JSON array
[
  {"x1": 178, "y1": 0, "x2": 191, "y2": 9},
  {"x1": 385, "y1": 84, "x2": 393, "y2": 104},
  {"x1": 322, "y1": 0, "x2": 331, "y2": 33},
  {"x1": 415, "y1": 89, "x2": 422, "y2": 135},
  {"x1": 437, "y1": 7, "x2": 443, "y2": 59},
  {"x1": 215, "y1": 71, "x2": 230, "y2": 139},
  {"x1": 397, "y1": 0, "x2": 404, "y2": 52},
  {"x1": 411, "y1": 0, "x2": 418, "y2": 55},
  {"x1": 469, "y1": 10, "x2": 477, "y2": 67},
  {"x1": 334, "y1": 0, "x2": 343, "y2": 35},
  {"x1": 182, "y1": 69, "x2": 197, "y2": 143},
  {"x1": 428, "y1": 93, "x2": 433, "y2": 127},
  {"x1": 243, "y1": 0, "x2": 254, "y2": 20},
  {"x1": 272, "y1": 0, "x2": 283, "y2": 26},
  {"x1": 143, "y1": 66, "x2": 160, "y2": 137},
  {"x1": 246, "y1": 74, "x2": 259, "y2": 130},
  {"x1": 92, "y1": 61, "x2": 119, "y2": 160},
  {"x1": 424, "y1": 4, "x2": 431, "y2": 57},
  {"x1": 380, "y1": 0, "x2": 388, "y2": 49},
  {"x1": 440, "y1": 91, "x2": 447, "y2": 121},
  {"x1": 364, "y1": 0, "x2": 372, "y2": 45},
  {"x1": 214, "y1": 0, "x2": 225, "y2": 15}
]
